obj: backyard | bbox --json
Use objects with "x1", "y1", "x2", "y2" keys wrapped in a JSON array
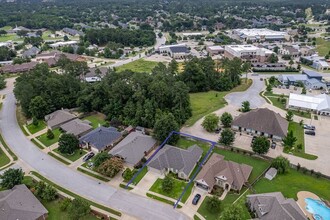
[
  {"x1": 82, "y1": 114, "x2": 107, "y2": 129},
  {"x1": 37, "y1": 128, "x2": 62, "y2": 147},
  {"x1": 26, "y1": 121, "x2": 46, "y2": 134},
  {"x1": 116, "y1": 59, "x2": 160, "y2": 73},
  {"x1": 186, "y1": 79, "x2": 252, "y2": 126}
]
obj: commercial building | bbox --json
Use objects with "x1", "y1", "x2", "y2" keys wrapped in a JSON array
[
  {"x1": 206, "y1": 45, "x2": 224, "y2": 55},
  {"x1": 301, "y1": 55, "x2": 330, "y2": 71},
  {"x1": 224, "y1": 45, "x2": 273, "y2": 62},
  {"x1": 288, "y1": 93, "x2": 330, "y2": 116},
  {"x1": 278, "y1": 70, "x2": 326, "y2": 90},
  {"x1": 233, "y1": 28, "x2": 287, "y2": 42},
  {"x1": 158, "y1": 44, "x2": 190, "y2": 59}
]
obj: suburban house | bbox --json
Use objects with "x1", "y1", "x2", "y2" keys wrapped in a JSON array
[
  {"x1": 206, "y1": 46, "x2": 224, "y2": 55},
  {"x1": 59, "y1": 119, "x2": 93, "y2": 138},
  {"x1": 62, "y1": 27, "x2": 84, "y2": 36},
  {"x1": 278, "y1": 71, "x2": 326, "y2": 90},
  {"x1": 158, "y1": 44, "x2": 190, "y2": 59},
  {"x1": 79, "y1": 126, "x2": 122, "y2": 152},
  {"x1": 247, "y1": 192, "x2": 306, "y2": 220},
  {"x1": 147, "y1": 144, "x2": 203, "y2": 180},
  {"x1": 194, "y1": 154, "x2": 252, "y2": 193},
  {"x1": 84, "y1": 67, "x2": 108, "y2": 82},
  {"x1": 109, "y1": 132, "x2": 157, "y2": 167},
  {"x1": 0, "y1": 62, "x2": 38, "y2": 74},
  {"x1": 44, "y1": 109, "x2": 77, "y2": 130},
  {"x1": 36, "y1": 51, "x2": 86, "y2": 67},
  {"x1": 22, "y1": 46, "x2": 40, "y2": 58},
  {"x1": 0, "y1": 184, "x2": 48, "y2": 220},
  {"x1": 224, "y1": 45, "x2": 273, "y2": 63},
  {"x1": 288, "y1": 93, "x2": 330, "y2": 116},
  {"x1": 231, "y1": 108, "x2": 288, "y2": 141}
]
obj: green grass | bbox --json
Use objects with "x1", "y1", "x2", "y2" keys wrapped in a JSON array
[
  {"x1": 0, "y1": 26, "x2": 12, "y2": 31},
  {"x1": 176, "y1": 138, "x2": 270, "y2": 183},
  {"x1": 131, "y1": 166, "x2": 148, "y2": 185},
  {"x1": 37, "y1": 128, "x2": 61, "y2": 147},
  {"x1": 30, "y1": 172, "x2": 122, "y2": 217},
  {"x1": 82, "y1": 114, "x2": 106, "y2": 129},
  {"x1": 0, "y1": 34, "x2": 17, "y2": 42},
  {"x1": 254, "y1": 169, "x2": 330, "y2": 201},
  {"x1": 54, "y1": 149, "x2": 87, "y2": 162},
  {"x1": 149, "y1": 177, "x2": 193, "y2": 203},
  {"x1": 146, "y1": 193, "x2": 182, "y2": 208},
  {"x1": 26, "y1": 121, "x2": 46, "y2": 134},
  {"x1": 119, "y1": 183, "x2": 133, "y2": 190},
  {"x1": 0, "y1": 163, "x2": 14, "y2": 171},
  {"x1": 77, "y1": 167, "x2": 110, "y2": 182},
  {"x1": 31, "y1": 138, "x2": 45, "y2": 149},
  {"x1": 284, "y1": 122, "x2": 317, "y2": 160},
  {"x1": 0, "y1": 133, "x2": 17, "y2": 160},
  {"x1": 48, "y1": 152, "x2": 71, "y2": 165},
  {"x1": 316, "y1": 38, "x2": 330, "y2": 56},
  {"x1": 0, "y1": 146, "x2": 10, "y2": 168},
  {"x1": 116, "y1": 59, "x2": 159, "y2": 73},
  {"x1": 194, "y1": 215, "x2": 201, "y2": 220},
  {"x1": 186, "y1": 79, "x2": 252, "y2": 126},
  {"x1": 16, "y1": 105, "x2": 29, "y2": 136}
]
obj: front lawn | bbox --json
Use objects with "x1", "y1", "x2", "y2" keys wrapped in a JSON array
[
  {"x1": 116, "y1": 59, "x2": 159, "y2": 73},
  {"x1": 131, "y1": 166, "x2": 148, "y2": 186},
  {"x1": 186, "y1": 79, "x2": 252, "y2": 126},
  {"x1": 54, "y1": 148, "x2": 88, "y2": 162},
  {"x1": 283, "y1": 122, "x2": 317, "y2": 160},
  {"x1": 149, "y1": 177, "x2": 192, "y2": 203},
  {"x1": 37, "y1": 128, "x2": 61, "y2": 147},
  {"x1": 254, "y1": 169, "x2": 330, "y2": 201},
  {"x1": 26, "y1": 121, "x2": 46, "y2": 134},
  {"x1": 0, "y1": 147, "x2": 10, "y2": 168},
  {"x1": 82, "y1": 114, "x2": 106, "y2": 129}
]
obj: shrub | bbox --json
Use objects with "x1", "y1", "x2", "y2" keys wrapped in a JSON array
[{"x1": 46, "y1": 129, "x2": 54, "y2": 139}]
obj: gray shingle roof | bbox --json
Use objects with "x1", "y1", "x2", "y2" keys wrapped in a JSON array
[
  {"x1": 22, "y1": 47, "x2": 40, "y2": 58},
  {"x1": 109, "y1": 132, "x2": 156, "y2": 165},
  {"x1": 60, "y1": 119, "x2": 93, "y2": 137},
  {"x1": 0, "y1": 184, "x2": 48, "y2": 220},
  {"x1": 79, "y1": 126, "x2": 122, "y2": 151},
  {"x1": 232, "y1": 108, "x2": 288, "y2": 138},
  {"x1": 85, "y1": 67, "x2": 108, "y2": 78},
  {"x1": 44, "y1": 109, "x2": 77, "y2": 129},
  {"x1": 148, "y1": 144, "x2": 202, "y2": 176},
  {"x1": 247, "y1": 192, "x2": 306, "y2": 220},
  {"x1": 169, "y1": 46, "x2": 189, "y2": 53}
]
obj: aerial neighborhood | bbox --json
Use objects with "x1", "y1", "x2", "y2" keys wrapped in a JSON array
[{"x1": 1, "y1": 0, "x2": 330, "y2": 220}]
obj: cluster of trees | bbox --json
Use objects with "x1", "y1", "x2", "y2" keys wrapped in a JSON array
[
  {"x1": 97, "y1": 157, "x2": 124, "y2": 178},
  {"x1": 83, "y1": 28, "x2": 156, "y2": 47},
  {"x1": 0, "y1": 46, "x2": 16, "y2": 61},
  {"x1": 14, "y1": 63, "x2": 82, "y2": 119},
  {"x1": 0, "y1": 168, "x2": 24, "y2": 189},
  {"x1": 34, "y1": 181, "x2": 57, "y2": 201},
  {"x1": 58, "y1": 134, "x2": 80, "y2": 155},
  {"x1": 180, "y1": 57, "x2": 248, "y2": 92}
]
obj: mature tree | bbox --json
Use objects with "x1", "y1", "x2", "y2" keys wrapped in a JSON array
[
  {"x1": 268, "y1": 76, "x2": 276, "y2": 85},
  {"x1": 93, "y1": 152, "x2": 110, "y2": 167},
  {"x1": 271, "y1": 156, "x2": 290, "y2": 174},
  {"x1": 220, "y1": 203, "x2": 245, "y2": 220},
  {"x1": 266, "y1": 84, "x2": 273, "y2": 93},
  {"x1": 97, "y1": 157, "x2": 124, "y2": 178},
  {"x1": 202, "y1": 113, "x2": 220, "y2": 132},
  {"x1": 153, "y1": 112, "x2": 179, "y2": 144},
  {"x1": 47, "y1": 129, "x2": 54, "y2": 139},
  {"x1": 168, "y1": 59, "x2": 178, "y2": 75},
  {"x1": 206, "y1": 196, "x2": 221, "y2": 213},
  {"x1": 286, "y1": 110, "x2": 294, "y2": 121},
  {"x1": 35, "y1": 181, "x2": 57, "y2": 201},
  {"x1": 289, "y1": 59, "x2": 294, "y2": 67},
  {"x1": 0, "y1": 30, "x2": 6, "y2": 36},
  {"x1": 267, "y1": 53, "x2": 278, "y2": 63},
  {"x1": 122, "y1": 168, "x2": 134, "y2": 182},
  {"x1": 283, "y1": 130, "x2": 297, "y2": 149},
  {"x1": 241, "y1": 101, "x2": 251, "y2": 112},
  {"x1": 68, "y1": 198, "x2": 90, "y2": 220},
  {"x1": 162, "y1": 176, "x2": 174, "y2": 193},
  {"x1": 58, "y1": 134, "x2": 79, "y2": 154},
  {"x1": 63, "y1": 61, "x2": 89, "y2": 78},
  {"x1": 220, "y1": 112, "x2": 233, "y2": 128},
  {"x1": 0, "y1": 47, "x2": 16, "y2": 61},
  {"x1": 0, "y1": 75, "x2": 6, "y2": 90},
  {"x1": 32, "y1": 116, "x2": 39, "y2": 127},
  {"x1": 0, "y1": 168, "x2": 24, "y2": 189},
  {"x1": 29, "y1": 96, "x2": 49, "y2": 119},
  {"x1": 252, "y1": 136, "x2": 270, "y2": 155},
  {"x1": 219, "y1": 129, "x2": 235, "y2": 146},
  {"x1": 302, "y1": 87, "x2": 307, "y2": 94}
]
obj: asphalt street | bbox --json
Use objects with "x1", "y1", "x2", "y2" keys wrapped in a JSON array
[{"x1": 0, "y1": 92, "x2": 188, "y2": 220}]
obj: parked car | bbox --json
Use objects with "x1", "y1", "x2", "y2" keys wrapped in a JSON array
[
  {"x1": 271, "y1": 141, "x2": 276, "y2": 149},
  {"x1": 305, "y1": 130, "x2": 315, "y2": 136},
  {"x1": 192, "y1": 194, "x2": 201, "y2": 205},
  {"x1": 83, "y1": 152, "x2": 95, "y2": 162},
  {"x1": 215, "y1": 128, "x2": 221, "y2": 134},
  {"x1": 303, "y1": 124, "x2": 315, "y2": 130}
]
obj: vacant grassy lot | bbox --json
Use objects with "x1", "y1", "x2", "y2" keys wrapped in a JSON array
[
  {"x1": 284, "y1": 122, "x2": 317, "y2": 160},
  {"x1": 116, "y1": 59, "x2": 159, "y2": 73},
  {"x1": 26, "y1": 121, "x2": 46, "y2": 134},
  {"x1": 54, "y1": 148, "x2": 87, "y2": 162},
  {"x1": 82, "y1": 114, "x2": 106, "y2": 129},
  {"x1": 0, "y1": 34, "x2": 18, "y2": 42},
  {"x1": 37, "y1": 128, "x2": 61, "y2": 147},
  {"x1": 254, "y1": 169, "x2": 330, "y2": 201},
  {"x1": 316, "y1": 38, "x2": 330, "y2": 56},
  {"x1": 186, "y1": 79, "x2": 252, "y2": 126},
  {"x1": 149, "y1": 177, "x2": 193, "y2": 203}
]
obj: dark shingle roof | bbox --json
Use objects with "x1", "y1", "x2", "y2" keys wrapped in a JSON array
[
  {"x1": 0, "y1": 184, "x2": 48, "y2": 220},
  {"x1": 79, "y1": 126, "x2": 122, "y2": 151},
  {"x1": 232, "y1": 108, "x2": 288, "y2": 138},
  {"x1": 148, "y1": 144, "x2": 202, "y2": 176},
  {"x1": 169, "y1": 46, "x2": 189, "y2": 53},
  {"x1": 60, "y1": 119, "x2": 93, "y2": 137}
]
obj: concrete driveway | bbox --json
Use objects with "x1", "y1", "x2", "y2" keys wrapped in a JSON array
[{"x1": 0, "y1": 92, "x2": 189, "y2": 220}]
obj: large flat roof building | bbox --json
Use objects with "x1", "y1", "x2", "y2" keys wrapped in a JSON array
[
  {"x1": 288, "y1": 93, "x2": 330, "y2": 116},
  {"x1": 224, "y1": 45, "x2": 273, "y2": 63},
  {"x1": 233, "y1": 28, "x2": 287, "y2": 42}
]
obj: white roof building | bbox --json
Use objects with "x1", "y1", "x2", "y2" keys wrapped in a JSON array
[
  {"x1": 224, "y1": 45, "x2": 273, "y2": 57},
  {"x1": 49, "y1": 41, "x2": 78, "y2": 48},
  {"x1": 288, "y1": 93, "x2": 330, "y2": 116},
  {"x1": 233, "y1": 28, "x2": 287, "y2": 41},
  {"x1": 182, "y1": 32, "x2": 203, "y2": 36}
]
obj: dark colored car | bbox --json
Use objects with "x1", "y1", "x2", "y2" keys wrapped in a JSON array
[
  {"x1": 305, "y1": 130, "x2": 315, "y2": 136},
  {"x1": 83, "y1": 152, "x2": 95, "y2": 162},
  {"x1": 215, "y1": 128, "x2": 221, "y2": 134},
  {"x1": 192, "y1": 194, "x2": 201, "y2": 205},
  {"x1": 303, "y1": 124, "x2": 315, "y2": 130},
  {"x1": 271, "y1": 142, "x2": 276, "y2": 149}
]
